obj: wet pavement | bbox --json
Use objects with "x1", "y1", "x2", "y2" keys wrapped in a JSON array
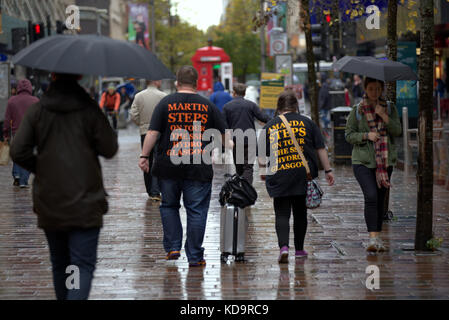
[{"x1": 1, "y1": 124, "x2": 449, "y2": 300}]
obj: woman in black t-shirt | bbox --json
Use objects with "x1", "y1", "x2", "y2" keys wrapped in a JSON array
[{"x1": 259, "y1": 90, "x2": 335, "y2": 263}]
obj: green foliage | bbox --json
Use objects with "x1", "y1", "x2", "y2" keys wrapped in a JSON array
[
  {"x1": 209, "y1": 0, "x2": 262, "y2": 81},
  {"x1": 426, "y1": 237, "x2": 443, "y2": 251},
  {"x1": 138, "y1": 0, "x2": 207, "y2": 73}
]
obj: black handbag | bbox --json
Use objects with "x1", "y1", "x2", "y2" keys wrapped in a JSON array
[{"x1": 219, "y1": 175, "x2": 258, "y2": 208}]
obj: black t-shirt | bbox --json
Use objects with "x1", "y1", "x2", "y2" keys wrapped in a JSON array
[
  {"x1": 262, "y1": 112, "x2": 325, "y2": 198},
  {"x1": 149, "y1": 92, "x2": 227, "y2": 182}
]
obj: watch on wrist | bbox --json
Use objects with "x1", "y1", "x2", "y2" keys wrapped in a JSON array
[
  {"x1": 140, "y1": 155, "x2": 150, "y2": 159},
  {"x1": 325, "y1": 169, "x2": 333, "y2": 174}
]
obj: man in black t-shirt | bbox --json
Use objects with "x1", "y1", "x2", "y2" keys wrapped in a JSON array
[{"x1": 139, "y1": 66, "x2": 229, "y2": 267}]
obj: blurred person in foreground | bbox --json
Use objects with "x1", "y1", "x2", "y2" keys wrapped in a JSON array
[{"x1": 10, "y1": 73, "x2": 118, "y2": 300}]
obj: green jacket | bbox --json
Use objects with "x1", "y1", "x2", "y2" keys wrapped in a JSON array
[{"x1": 345, "y1": 102, "x2": 402, "y2": 168}]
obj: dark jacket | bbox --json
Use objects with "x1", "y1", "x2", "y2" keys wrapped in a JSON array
[
  {"x1": 10, "y1": 79, "x2": 118, "y2": 231},
  {"x1": 210, "y1": 82, "x2": 232, "y2": 112},
  {"x1": 3, "y1": 79, "x2": 39, "y2": 138},
  {"x1": 223, "y1": 96, "x2": 271, "y2": 132},
  {"x1": 318, "y1": 81, "x2": 331, "y2": 111}
]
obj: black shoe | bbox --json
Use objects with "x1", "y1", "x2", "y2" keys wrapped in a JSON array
[
  {"x1": 235, "y1": 253, "x2": 245, "y2": 263},
  {"x1": 13, "y1": 178, "x2": 19, "y2": 186},
  {"x1": 383, "y1": 210, "x2": 394, "y2": 221},
  {"x1": 221, "y1": 253, "x2": 230, "y2": 264}
]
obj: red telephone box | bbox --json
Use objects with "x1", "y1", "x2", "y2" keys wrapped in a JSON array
[{"x1": 191, "y1": 43, "x2": 230, "y2": 94}]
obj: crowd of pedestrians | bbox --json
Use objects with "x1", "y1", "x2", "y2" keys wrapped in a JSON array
[{"x1": 3, "y1": 65, "x2": 399, "y2": 300}]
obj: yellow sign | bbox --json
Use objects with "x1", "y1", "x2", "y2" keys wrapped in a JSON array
[
  {"x1": 260, "y1": 74, "x2": 284, "y2": 110},
  {"x1": 261, "y1": 73, "x2": 283, "y2": 81}
]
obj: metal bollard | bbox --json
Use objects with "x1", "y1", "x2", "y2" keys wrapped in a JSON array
[{"x1": 402, "y1": 107, "x2": 410, "y2": 174}]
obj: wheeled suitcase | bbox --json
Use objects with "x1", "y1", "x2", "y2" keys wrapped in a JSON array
[{"x1": 220, "y1": 204, "x2": 249, "y2": 263}]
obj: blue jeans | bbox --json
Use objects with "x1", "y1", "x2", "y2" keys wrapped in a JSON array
[
  {"x1": 320, "y1": 110, "x2": 330, "y2": 129},
  {"x1": 44, "y1": 228, "x2": 100, "y2": 300},
  {"x1": 159, "y1": 179, "x2": 212, "y2": 263},
  {"x1": 12, "y1": 162, "x2": 30, "y2": 186}
]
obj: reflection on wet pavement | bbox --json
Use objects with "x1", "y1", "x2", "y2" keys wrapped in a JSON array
[{"x1": 1, "y1": 125, "x2": 448, "y2": 300}]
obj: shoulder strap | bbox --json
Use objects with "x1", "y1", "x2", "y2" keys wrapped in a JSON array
[
  {"x1": 279, "y1": 114, "x2": 312, "y2": 181},
  {"x1": 387, "y1": 101, "x2": 392, "y2": 115},
  {"x1": 356, "y1": 102, "x2": 363, "y2": 121}
]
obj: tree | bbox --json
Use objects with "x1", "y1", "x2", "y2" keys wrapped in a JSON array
[
  {"x1": 415, "y1": 0, "x2": 434, "y2": 251},
  {"x1": 209, "y1": 0, "x2": 262, "y2": 82},
  {"x1": 138, "y1": 0, "x2": 206, "y2": 73},
  {"x1": 386, "y1": 0, "x2": 398, "y2": 103},
  {"x1": 300, "y1": 0, "x2": 319, "y2": 126}
]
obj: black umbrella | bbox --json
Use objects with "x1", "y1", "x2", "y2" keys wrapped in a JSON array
[
  {"x1": 332, "y1": 56, "x2": 418, "y2": 81},
  {"x1": 12, "y1": 34, "x2": 174, "y2": 80}
]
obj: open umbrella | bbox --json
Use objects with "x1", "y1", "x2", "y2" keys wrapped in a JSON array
[
  {"x1": 332, "y1": 56, "x2": 418, "y2": 81},
  {"x1": 12, "y1": 34, "x2": 174, "y2": 80}
]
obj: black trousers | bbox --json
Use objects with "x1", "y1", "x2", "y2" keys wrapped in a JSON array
[
  {"x1": 273, "y1": 195, "x2": 307, "y2": 250},
  {"x1": 232, "y1": 144, "x2": 254, "y2": 185},
  {"x1": 141, "y1": 135, "x2": 160, "y2": 196},
  {"x1": 353, "y1": 165, "x2": 393, "y2": 232}
]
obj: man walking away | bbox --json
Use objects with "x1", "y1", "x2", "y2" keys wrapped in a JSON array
[
  {"x1": 223, "y1": 83, "x2": 271, "y2": 184},
  {"x1": 100, "y1": 85, "x2": 121, "y2": 131},
  {"x1": 10, "y1": 73, "x2": 118, "y2": 300},
  {"x1": 130, "y1": 80, "x2": 167, "y2": 201},
  {"x1": 352, "y1": 74, "x2": 364, "y2": 105},
  {"x1": 139, "y1": 66, "x2": 229, "y2": 267},
  {"x1": 318, "y1": 78, "x2": 332, "y2": 130},
  {"x1": 3, "y1": 79, "x2": 39, "y2": 188},
  {"x1": 210, "y1": 81, "x2": 232, "y2": 112}
]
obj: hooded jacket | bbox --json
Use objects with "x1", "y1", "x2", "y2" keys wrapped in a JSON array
[
  {"x1": 209, "y1": 82, "x2": 232, "y2": 112},
  {"x1": 10, "y1": 79, "x2": 119, "y2": 231},
  {"x1": 3, "y1": 79, "x2": 39, "y2": 138}
]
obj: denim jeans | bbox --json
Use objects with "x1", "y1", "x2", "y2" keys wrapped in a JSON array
[
  {"x1": 159, "y1": 179, "x2": 212, "y2": 263},
  {"x1": 141, "y1": 135, "x2": 160, "y2": 196},
  {"x1": 44, "y1": 228, "x2": 100, "y2": 300},
  {"x1": 12, "y1": 162, "x2": 30, "y2": 186},
  {"x1": 320, "y1": 110, "x2": 330, "y2": 129}
]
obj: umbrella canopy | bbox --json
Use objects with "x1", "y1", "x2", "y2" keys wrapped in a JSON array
[
  {"x1": 12, "y1": 34, "x2": 174, "y2": 80},
  {"x1": 116, "y1": 82, "x2": 136, "y2": 98},
  {"x1": 332, "y1": 56, "x2": 418, "y2": 82}
]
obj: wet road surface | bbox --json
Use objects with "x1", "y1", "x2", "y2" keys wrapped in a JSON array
[{"x1": 1, "y1": 124, "x2": 449, "y2": 300}]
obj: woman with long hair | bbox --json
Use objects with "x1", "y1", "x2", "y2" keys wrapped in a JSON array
[
  {"x1": 259, "y1": 90, "x2": 335, "y2": 263},
  {"x1": 345, "y1": 77, "x2": 402, "y2": 253}
]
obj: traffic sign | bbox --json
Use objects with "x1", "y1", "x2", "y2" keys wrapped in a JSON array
[{"x1": 270, "y1": 32, "x2": 288, "y2": 56}]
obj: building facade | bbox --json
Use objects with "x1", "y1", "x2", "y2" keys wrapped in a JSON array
[{"x1": 76, "y1": 0, "x2": 128, "y2": 40}]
